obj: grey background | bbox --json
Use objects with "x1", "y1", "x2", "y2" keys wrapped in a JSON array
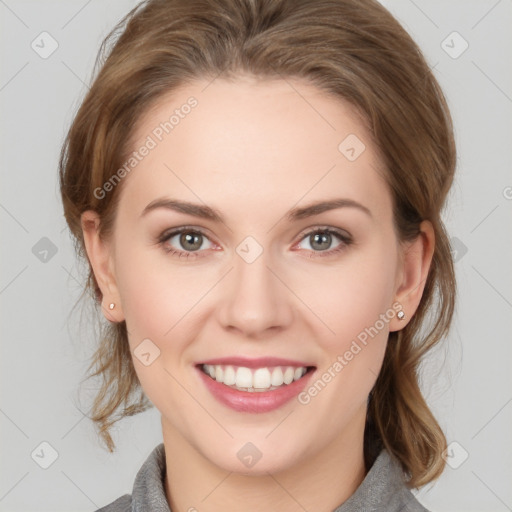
[{"x1": 1, "y1": 1, "x2": 511, "y2": 511}]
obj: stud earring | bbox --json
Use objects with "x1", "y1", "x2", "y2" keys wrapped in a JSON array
[
  {"x1": 397, "y1": 310, "x2": 405, "y2": 320},
  {"x1": 109, "y1": 303, "x2": 115, "y2": 310}
]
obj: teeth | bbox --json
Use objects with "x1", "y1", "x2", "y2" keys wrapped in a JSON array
[
  {"x1": 253, "y1": 368, "x2": 271, "y2": 388},
  {"x1": 223, "y1": 365, "x2": 236, "y2": 385},
  {"x1": 283, "y1": 367, "x2": 294, "y2": 385},
  {"x1": 271, "y1": 367, "x2": 284, "y2": 386},
  {"x1": 236, "y1": 367, "x2": 252, "y2": 388},
  {"x1": 202, "y1": 364, "x2": 308, "y2": 391}
]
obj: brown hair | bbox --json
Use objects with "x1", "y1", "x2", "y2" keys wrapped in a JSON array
[{"x1": 59, "y1": 0, "x2": 456, "y2": 488}]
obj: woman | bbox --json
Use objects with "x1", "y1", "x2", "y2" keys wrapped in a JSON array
[{"x1": 59, "y1": 0, "x2": 456, "y2": 510}]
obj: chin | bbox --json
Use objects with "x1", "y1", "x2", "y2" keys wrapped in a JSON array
[{"x1": 198, "y1": 434, "x2": 308, "y2": 476}]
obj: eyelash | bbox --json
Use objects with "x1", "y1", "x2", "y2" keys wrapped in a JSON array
[{"x1": 157, "y1": 226, "x2": 353, "y2": 260}]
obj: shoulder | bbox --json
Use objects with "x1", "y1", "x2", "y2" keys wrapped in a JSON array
[
  {"x1": 333, "y1": 449, "x2": 431, "y2": 512},
  {"x1": 94, "y1": 443, "x2": 168, "y2": 511},
  {"x1": 94, "y1": 493, "x2": 132, "y2": 512}
]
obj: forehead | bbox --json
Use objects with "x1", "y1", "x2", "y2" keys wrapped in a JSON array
[{"x1": 117, "y1": 76, "x2": 391, "y2": 223}]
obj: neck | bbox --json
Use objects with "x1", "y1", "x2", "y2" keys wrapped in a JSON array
[{"x1": 162, "y1": 414, "x2": 367, "y2": 512}]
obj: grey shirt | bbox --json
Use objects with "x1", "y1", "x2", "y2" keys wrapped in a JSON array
[{"x1": 95, "y1": 443, "x2": 429, "y2": 511}]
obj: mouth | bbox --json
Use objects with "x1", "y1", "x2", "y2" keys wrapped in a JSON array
[
  {"x1": 195, "y1": 357, "x2": 316, "y2": 413},
  {"x1": 198, "y1": 363, "x2": 314, "y2": 392}
]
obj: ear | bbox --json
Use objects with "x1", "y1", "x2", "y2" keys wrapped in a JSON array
[
  {"x1": 81, "y1": 210, "x2": 124, "y2": 323},
  {"x1": 389, "y1": 220, "x2": 435, "y2": 332}
]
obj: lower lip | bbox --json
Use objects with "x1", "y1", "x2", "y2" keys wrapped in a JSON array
[{"x1": 196, "y1": 366, "x2": 315, "y2": 413}]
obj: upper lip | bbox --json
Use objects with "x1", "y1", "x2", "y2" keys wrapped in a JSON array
[{"x1": 196, "y1": 357, "x2": 315, "y2": 368}]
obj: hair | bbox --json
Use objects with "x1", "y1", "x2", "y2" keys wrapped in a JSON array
[{"x1": 59, "y1": 0, "x2": 456, "y2": 488}]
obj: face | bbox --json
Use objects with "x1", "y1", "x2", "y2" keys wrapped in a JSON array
[{"x1": 88, "y1": 76, "x2": 411, "y2": 475}]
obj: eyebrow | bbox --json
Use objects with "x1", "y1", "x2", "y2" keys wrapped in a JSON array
[{"x1": 140, "y1": 197, "x2": 372, "y2": 222}]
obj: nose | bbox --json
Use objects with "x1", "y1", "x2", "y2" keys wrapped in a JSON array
[{"x1": 216, "y1": 247, "x2": 294, "y2": 337}]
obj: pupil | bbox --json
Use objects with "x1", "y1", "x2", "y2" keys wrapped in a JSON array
[
  {"x1": 181, "y1": 232, "x2": 202, "y2": 251},
  {"x1": 178, "y1": 232, "x2": 332, "y2": 252},
  {"x1": 311, "y1": 232, "x2": 330, "y2": 251}
]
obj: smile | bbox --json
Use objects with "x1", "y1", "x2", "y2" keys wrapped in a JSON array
[
  {"x1": 196, "y1": 358, "x2": 316, "y2": 413},
  {"x1": 201, "y1": 364, "x2": 309, "y2": 392}
]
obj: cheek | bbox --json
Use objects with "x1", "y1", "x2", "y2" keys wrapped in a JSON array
[
  {"x1": 114, "y1": 241, "x2": 213, "y2": 355},
  {"x1": 113, "y1": 244, "x2": 207, "y2": 412},
  {"x1": 297, "y1": 253, "x2": 396, "y2": 425},
  {"x1": 309, "y1": 247, "x2": 398, "y2": 353},
  {"x1": 299, "y1": 245, "x2": 398, "y2": 419},
  {"x1": 115, "y1": 225, "x2": 398, "y2": 359}
]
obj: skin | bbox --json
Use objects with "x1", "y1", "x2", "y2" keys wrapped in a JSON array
[{"x1": 82, "y1": 75, "x2": 434, "y2": 512}]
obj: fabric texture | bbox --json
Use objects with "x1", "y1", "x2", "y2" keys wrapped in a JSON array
[{"x1": 95, "y1": 443, "x2": 430, "y2": 512}]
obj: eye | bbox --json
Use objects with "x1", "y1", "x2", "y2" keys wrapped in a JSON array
[
  {"x1": 158, "y1": 227, "x2": 215, "y2": 258},
  {"x1": 295, "y1": 227, "x2": 352, "y2": 257},
  {"x1": 158, "y1": 226, "x2": 352, "y2": 260}
]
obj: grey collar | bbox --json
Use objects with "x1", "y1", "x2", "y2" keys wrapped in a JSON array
[{"x1": 129, "y1": 443, "x2": 428, "y2": 512}]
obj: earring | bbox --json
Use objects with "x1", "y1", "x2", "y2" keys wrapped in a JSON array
[
  {"x1": 397, "y1": 310, "x2": 405, "y2": 320},
  {"x1": 109, "y1": 303, "x2": 115, "y2": 310}
]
